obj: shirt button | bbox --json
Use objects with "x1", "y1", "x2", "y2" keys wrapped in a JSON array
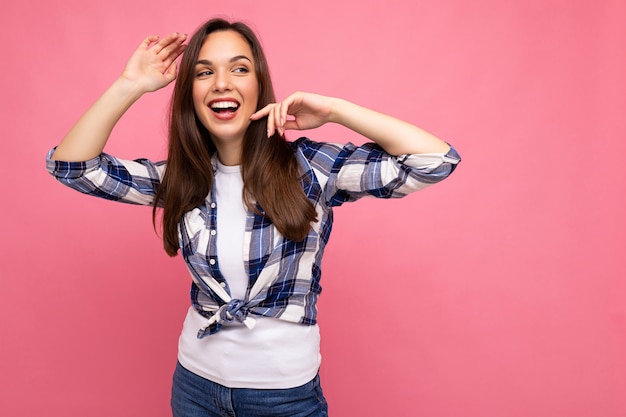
[
  {"x1": 210, "y1": 229, "x2": 217, "y2": 236},
  {"x1": 220, "y1": 282, "x2": 226, "y2": 288},
  {"x1": 210, "y1": 202, "x2": 216, "y2": 209},
  {"x1": 209, "y1": 258, "x2": 216, "y2": 265}
]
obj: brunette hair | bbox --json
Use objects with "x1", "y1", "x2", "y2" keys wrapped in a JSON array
[{"x1": 153, "y1": 18, "x2": 317, "y2": 256}]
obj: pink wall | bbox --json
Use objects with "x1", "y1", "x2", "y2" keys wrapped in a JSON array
[{"x1": 2, "y1": 0, "x2": 625, "y2": 416}]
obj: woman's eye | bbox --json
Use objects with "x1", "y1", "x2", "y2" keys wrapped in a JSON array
[
  {"x1": 233, "y1": 67, "x2": 249, "y2": 73},
  {"x1": 196, "y1": 70, "x2": 213, "y2": 77}
]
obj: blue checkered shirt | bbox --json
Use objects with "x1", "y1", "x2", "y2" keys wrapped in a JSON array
[{"x1": 47, "y1": 137, "x2": 460, "y2": 338}]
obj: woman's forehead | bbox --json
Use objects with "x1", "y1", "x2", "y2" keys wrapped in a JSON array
[{"x1": 197, "y1": 30, "x2": 254, "y2": 62}]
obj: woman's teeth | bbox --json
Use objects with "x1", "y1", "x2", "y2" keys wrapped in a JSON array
[{"x1": 210, "y1": 101, "x2": 239, "y2": 113}]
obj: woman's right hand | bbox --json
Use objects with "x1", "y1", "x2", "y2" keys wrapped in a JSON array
[
  {"x1": 50, "y1": 32, "x2": 187, "y2": 162},
  {"x1": 120, "y1": 33, "x2": 187, "y2": 93}
]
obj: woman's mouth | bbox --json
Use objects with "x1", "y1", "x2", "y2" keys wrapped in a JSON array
[{"x1": 209, "y1": 100, "x2": 240, "y2": 119}]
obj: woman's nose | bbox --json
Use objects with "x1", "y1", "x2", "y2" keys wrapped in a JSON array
[{"x1": 213, "y1": 71, "x2": 231, "y2": 92}]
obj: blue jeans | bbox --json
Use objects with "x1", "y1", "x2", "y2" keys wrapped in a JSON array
[{"x1": 171, "y1": 362, "x2": 329, "y2": 417}]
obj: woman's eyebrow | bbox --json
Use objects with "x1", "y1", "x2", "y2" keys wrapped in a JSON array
[{"x1": 195, "y1": 55, "x2": 252, "y2": 66}]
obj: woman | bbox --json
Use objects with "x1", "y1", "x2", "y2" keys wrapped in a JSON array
[{"x1": 47, "y1": 18, "x2": 460, "y2": 417}]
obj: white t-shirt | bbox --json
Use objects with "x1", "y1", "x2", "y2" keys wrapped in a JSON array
[{"x1": 177, "y1": 160, "x2": 321, "y2": 389}]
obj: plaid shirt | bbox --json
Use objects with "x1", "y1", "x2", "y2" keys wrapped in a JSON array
[{"x1": 47, "y1": 137, "x2": 460, "y2": 338}]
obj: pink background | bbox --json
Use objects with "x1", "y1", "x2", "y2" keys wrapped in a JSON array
[{"x1": 2, "y1": 0, "x2": 625, "y2": 416}]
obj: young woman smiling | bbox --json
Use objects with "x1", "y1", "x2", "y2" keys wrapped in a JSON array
[{"x1": 48, "y1": 18, "x2": 460, "y2": 417}]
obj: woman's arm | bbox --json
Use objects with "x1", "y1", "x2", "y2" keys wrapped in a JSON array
[
  {"x1": 50, "y1": 33, "x2": 187, "y2": 162},
  {"x1": 250, "y1": 91, "x2": 450, "y2": 156}
]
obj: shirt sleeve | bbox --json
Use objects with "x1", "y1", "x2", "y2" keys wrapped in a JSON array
[
  {"x1": 45, "y1": 148, "x2": 166, "y2": 206},
  {"x1": 294, "y1": 137, "x2": 461, "y2": 207}
]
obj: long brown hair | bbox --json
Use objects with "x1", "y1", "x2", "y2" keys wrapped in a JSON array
[{"x1": 153, "y1": 18, "x2": 317, "y2": 256}]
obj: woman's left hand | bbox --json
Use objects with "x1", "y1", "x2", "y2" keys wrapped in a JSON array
[
  {"x1": 251, "y1": 91, "x2": 450, "y2": 155},
  {"x1": 250, "y1": 92, "x2": 336, "y2": 137}
]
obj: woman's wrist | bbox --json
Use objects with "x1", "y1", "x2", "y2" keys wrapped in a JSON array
[
  {"x1": 327, "y1": 97, "x2": 349, "y2": 125},
  {"x1": 111, "y1": 75, "x2": 148, "y2": 104}
]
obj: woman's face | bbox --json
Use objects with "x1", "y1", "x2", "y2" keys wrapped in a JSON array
[{"x1": 192, "y1": 30, "x2": 259, "y2": 159}]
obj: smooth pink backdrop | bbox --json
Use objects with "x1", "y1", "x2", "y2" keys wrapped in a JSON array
[{"x1": 2, "y1": 1, "x2": 625, "y2": 416}]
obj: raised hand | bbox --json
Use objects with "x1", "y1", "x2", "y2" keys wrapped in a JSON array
[
  {"x1": 250, "y1": 91, "x2": 450, "y2": 155},
  {"x1": 51, "y1": 32, "x2": 187, "y2": 162},
  {"x1": 250, "y1": 92, "x2": 336, "y2": 137},
  {"x1": 121, "y1": 33, "x2": 187, "y2": 93}
]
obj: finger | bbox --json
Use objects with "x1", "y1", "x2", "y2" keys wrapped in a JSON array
[
  {"x1": 273, "y1": 104, "x2": 284, "y2": 136},
  {"x1": 250, "y1": 104, "x2": 277, "y2": 137},
  {"x1": 161, "y1": 43, "x2": 187, "y2": 71},
  {"x1": 152, "y1": 32, "x2": 186, "y2": 56},
  {"x1": 280, "y1": 99, "x2": 290, "y2": 126},
  {"x1": 141, "y1": 35, "x2": 160, "y2": 49},
  {"x1": 266, "y1": 105, "x2": 276, "y2": 137},
  {"x1": 163, "y1": 60, "x2": 179, "y2": 82},
  {"x1": 272, "y1": 103, "x2": 280, "y2": 135},
  {"x1": 276, "y1": 100, "x2": 289, "y2": 136},
  {"x1": 163, "y1": 35, "x2": 188, "y2": 59},
  {"x1": 250, "y1": 104, "x2": 272, "y2": 120}
]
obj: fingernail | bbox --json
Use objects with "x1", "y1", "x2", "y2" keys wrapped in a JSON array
[{"x1": 267, "y1": 129, "x2": 271, "y2": 137}]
